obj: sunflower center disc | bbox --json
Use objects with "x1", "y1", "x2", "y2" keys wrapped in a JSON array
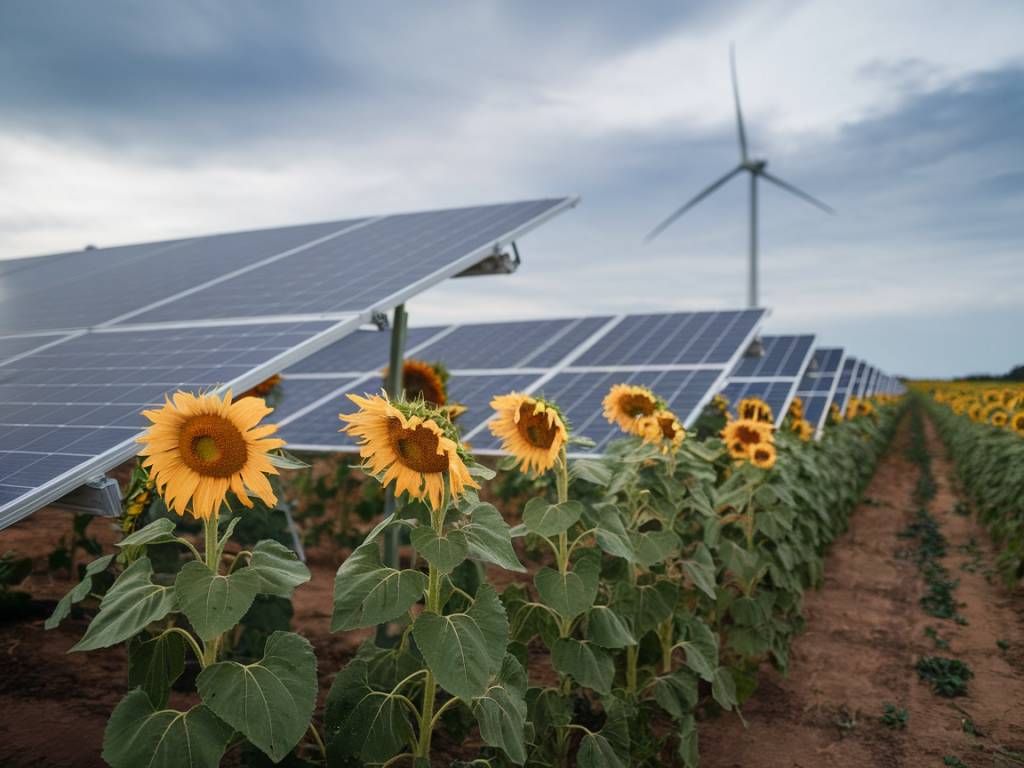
[
  {"x1": 517, "y1": 404, "x2": 558, "y2": 449},
  {"x1": 735, "y1": 424, "x2": 764, "y2": 445},
  {"x1": 620, "y1": 394, "x2": 656, "y2": 418},
  {"x1": 179, "y1": 414, "x2": 249, "y2": 478},
  {"x1": 390, "y1": 421, "x2": 450, "y2": 473}
]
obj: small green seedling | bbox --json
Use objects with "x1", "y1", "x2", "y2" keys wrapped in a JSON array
[
  {"x1": 916, "y1": 656, "x2": 973, "y2": 698},
  {"x1": 880, "y1": 703, "x2": 908, "y2": 730}
]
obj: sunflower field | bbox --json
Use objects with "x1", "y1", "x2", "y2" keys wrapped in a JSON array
[
  {"x1": 44, "y1": 381, "x2": 904, "y2": 767},
  {"x1": 915, "y1": 382, "x2": 1024, "y2": 587}
]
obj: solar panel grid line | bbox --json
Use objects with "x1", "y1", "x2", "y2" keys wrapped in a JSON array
[
  {"x1": 511, "y1": 315, "x2": 589, "y2": 368},
  {"x1": 458, "y1": 314, "x2": 627, "y2": 443},
  {"x1": 95, "y1": 314, "x2": 360, "y2": 333},
  {"x1": 275, "y1": 324, "x2": 463, "y2": 428},
  {"x1": 567, "y1": 364, "x2": 744, "y2": 373},
  {"x1": 815, "y1": 350, "x2": 846, "y2": 437},
  {"x1": 721, "y1": 333, "x2": 815, "y2": 428},
  {"x1": 96, "y1": 218, "x2": 382, "y2": 329},
  {"x1": 0, "y1": 330, "x2": 84, "y2": 368}
]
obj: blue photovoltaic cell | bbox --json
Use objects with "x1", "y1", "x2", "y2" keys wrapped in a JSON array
[
  {"x1": 796, "y1": 348, "x2": 844, "y2": 394},
  {"x1": 574, "y1": 310, "x2": 764, "y2": 367},
  {"x1": 800, "y1": 393, "x2": 830, "y2": 428},
  {"x1": 794, "y1": 347, "x2": 845, "y2": 434},
  {"x1": 0, "y1": 220, "x2": 359, "y2": 334},
  {"x1": 414, "y1": 316, "x2": 613, "y2": 370},
  {"x1": 130, "y1": 201, "x2": 567, "y2": 325},
  {"x1": 721, "y1": 381, "x2": 797, "y2": 422},
  {"x1": 0, "y1": 321, "x2": 335, "y2": 527},
  {"x1": 0, "y1": 334, "x2": 71, "y2": 363},
  {"x1": 730, "y1": 335, "x2": 815, "y2": 378},
  {"x1": 285, "y1": 327, "x2": 443, "y2": 374}
]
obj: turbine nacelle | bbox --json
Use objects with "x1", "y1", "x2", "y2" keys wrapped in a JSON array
[{"x1": 742, "y1": 159, "x2": 767, "y2": 174}]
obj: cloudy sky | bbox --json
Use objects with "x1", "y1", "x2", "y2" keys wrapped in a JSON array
[{"x1": 1, "y1": 2, "x2": 1021, "y2": 378}]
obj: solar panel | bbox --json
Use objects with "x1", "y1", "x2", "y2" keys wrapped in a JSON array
[
  {"x1": 794, "y1": 347, "x2": 846, "y2": 436},
  {"x1": 0, "y1": 198, "x2": 576, "y2": 528},
  {"x1": 719, "y1": 334, "x2": 816, "y2": 427},
  {"x1": 275, "y1": 309, "x2": 767, "y2": 456}
]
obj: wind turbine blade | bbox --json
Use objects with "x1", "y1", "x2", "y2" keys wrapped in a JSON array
[
  {"x1": 760, "y1": 171, "x2": 836, "y2": 214},
  {"x1": 645, "y1": 166, "x2": 744, "y2": 242},
  {"x1": 730, "y1": 44, "x2": 748, "y2": 162}
]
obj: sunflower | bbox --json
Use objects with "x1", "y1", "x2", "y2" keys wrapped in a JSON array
[
  {"x1": 750, "y1": 442, "x2": 777, "y2": 470},
  {"x1": 603, "y1": 384, "x2": 663, "y2": 435},
  {"x1": 790, "y1": 418, "x2": 814, "y2": 442},
  {"x1": 828, "y1": 403, "x2": 843, "y2": 425},
  {"x1": 242, "y1": 374, "x2": 282, "y2": 399},
  {"x1": 1010, "y1": 411, "x2": 1024, "y2": 435},
  {"x1": 983, "y1": 389, "x2": 1002, "y2": 404},
  {"x1": 385, "y1": 359, "x2": 448, "y2": 407},
  {"x1": 489, "y1": 392, "x2": 568, "y2": 474},
  {"x1": 638, "y1": 409, "x2": 685, "y2": 454},
  {"x1": 711, "y1": 394, "x2": 730, "y2": 415},
  {"x1": 737, "y1": 397, "x2": 774, "y2": 424},
  {"x1": 989, "y1": 409, "x2": 1009, "y2": 428},
  {"x1": 137, "y1": 390, "x2": 283, "y2": 520},
  {"x1": 340, "y1": 393, "x2": 476, "y2": 510},
  {"x1": 721, "y1": 418, "x2": 772, "y2": 460},
  {"x1": 787, "y1": 397, "x2": 804, "y2": 421}
]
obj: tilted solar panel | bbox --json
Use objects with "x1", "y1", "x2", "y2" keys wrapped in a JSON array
[
  {"x1": 719, "y1": 334, "x2": 816, "y2": 427},
  {"x1": 0, "y1": 197, "x2": 576, "y2": 528},
  {"x1": 794, "y1": 347, "x2": 846, "y2": 436}
]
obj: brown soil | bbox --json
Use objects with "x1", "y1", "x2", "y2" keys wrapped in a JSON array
[
  {"x1": 1, "y1": 412, "x2": 1021, "y2": 767},
  {"x1": 699, "y1": 413, "x2": 1024, "y2": 768}
]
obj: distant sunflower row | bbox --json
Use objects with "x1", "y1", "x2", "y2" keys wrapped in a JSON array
[{"x1": 924, "y1": 383, "x2": 1024, "y2": 436}]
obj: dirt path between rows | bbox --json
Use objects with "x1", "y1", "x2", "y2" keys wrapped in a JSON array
[{"x1": 700, "y1": 412, "x2": 1024, "y2": 768}]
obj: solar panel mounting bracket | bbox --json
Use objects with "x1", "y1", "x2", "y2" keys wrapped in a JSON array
[
  {"x1": 371, "y1": 311, "x2": 390, "y2": 331},
  {"x1": 454, "y1": 242, "x2": 520, "y2": 277},
  {"x1": 51, "y1": 476, "x2": 121, "y2": 519}
]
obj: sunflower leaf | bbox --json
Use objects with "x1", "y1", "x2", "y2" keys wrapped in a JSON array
[
  {"x1": 534, "y1": 557, "x2": 599, "y2": 620},
  {"x1": 682, "y1": 544, "x2": 718, "y2": 600},
  {"x1": 128, "y1": 632, "x2": 186, "y2": 710},
  {"x1": 413, "y1": 610, "x2": 492, "y2": 701},
  {"x1": 175, "y1": 561, "x2": 260, "y2": 641},
  {"x1": 461, "y1": 502, "x2": 525, "y2": 572},
  {"x1": 631, "y1": 529, "x2": 682, "y2": 567},
  {"x1": 267, "y1": 449, "x2": 310, "y2": 470},
  {"x1": 577, "y1": 733, "x2": 628, "y2": 768},
  {"x1": 551, "y1": 638, "x2": 614, "y2": 694},
  {"x1": 522, "y1": 498, "x2": 583, "y2": 537},
  {"x1": 116, "y1": 518, "x2": 180, "y2": 549},
  {"x1": 45, "y1": 553, "x2": 115, "y2": 630},
  {"x1": 467, "y1": 584, "x2": 509, "y2": 673},
  {"x1": 332, "y1": 543, "x2": 427, "y2": 631},
  {"x1": 248, "y1": 539, "x2": 311, "y2": 597},
  {"x1": 586, "y1": 606, "x2": 636, "y2": 648},
  {"x1": 72, "y1": 557, "x2": 177, "y2": 651},
  {"x1": 410, "y1": 526, "x2": 468, "y2": 575},
  {"x1": 570, "y1": 458, "x2": 612, "y2": 486},
  {"x1": 471, "y1": 654, "x2": 528, "y2": 765},
  {"x1": 196, "y1": 631, "x2": 317, "y2": 763},
  {"x1": 102, "y1": 690, "x2": 233, "y2": 768},
  {"x1": 324, "y1": 656, "x2": 414, "y2": 765}
]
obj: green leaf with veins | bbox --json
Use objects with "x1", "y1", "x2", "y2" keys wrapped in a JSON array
[
  {"x1": 102, "y1": 690, "x2": 232, "y2": 768},
  {"x1": 331, "y1": 542, "x2": 427, "y2": 631},
  {"x1": 72, "y1": 557, "x2": 177, "y2": 651},
  {"x1": 461, "y1": 502, "x2": 525, "y2": 572},
  {"x1": 247, "y1": 539, "x2": 310, "y2": 597},
  {"x1": 522, "y1": 498, "x2": 583, "y2": 537},
  {"x1": 196, "y1": 631, "x2": 317, "y2": 762},
  {"x1": 175, "y1": 561, "x2": 260, "y2": 641},
  {"x1": 410, "y1": 525, "x2": 468, "y2": 575}
]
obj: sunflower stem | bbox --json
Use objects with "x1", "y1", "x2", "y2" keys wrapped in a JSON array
[{"x1": 200, "y1": 508, "x2": 222, "y2": 667}]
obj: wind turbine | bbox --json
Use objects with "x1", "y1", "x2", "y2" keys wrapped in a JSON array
[{"x1": 646, "y1": 46, "x2": 835, "y2": 308}]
